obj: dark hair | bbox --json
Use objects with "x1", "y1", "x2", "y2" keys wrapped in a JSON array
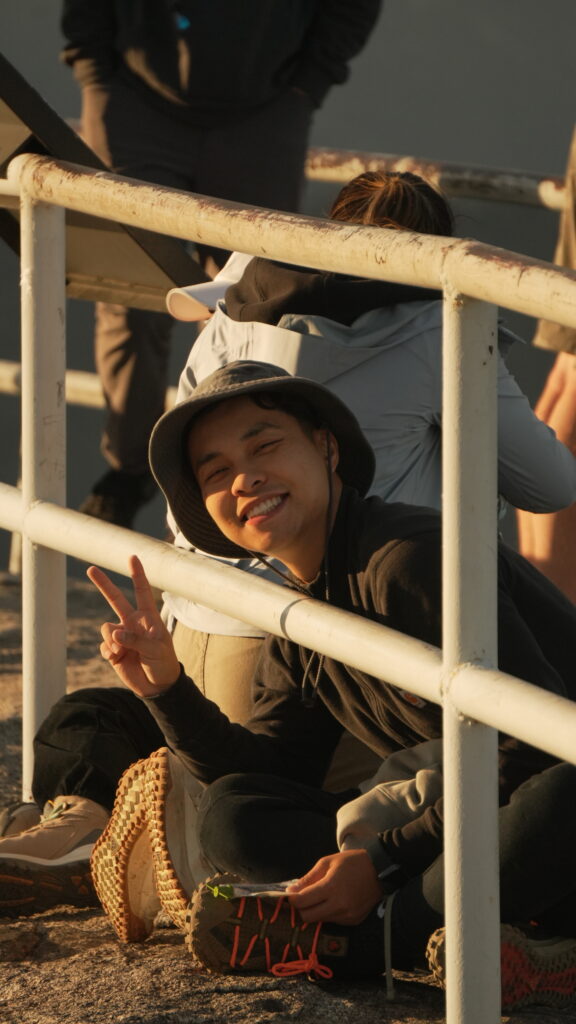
[{"x1": 329, "y1": 170, "x2": 454, "y2": 237}]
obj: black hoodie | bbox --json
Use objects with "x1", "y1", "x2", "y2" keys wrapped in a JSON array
[
  {"x1": 61, "y1": 0, "x2": 382, "y2": 124},
  {"x1": 225, "y1": 256, "x2": 440, "y2": 326}
]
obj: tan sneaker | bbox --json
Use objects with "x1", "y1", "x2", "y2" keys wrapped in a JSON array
[
  {"x1": 0, "y1": 795, "x2": 108, "y2": 916},
  {"x1": 91, "y1": 747, "x2": 212, "y2": 942},
  {"x1": 0, "y1": 801, "x2": 41, "y2": 837}
]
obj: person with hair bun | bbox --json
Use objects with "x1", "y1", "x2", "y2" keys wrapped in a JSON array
[
  {"x1": 162, "y1": 169, "x2": 576, "y2": 684},
  {"x1": 328, "y1": 169, "x2": 455, "y2": 236}
]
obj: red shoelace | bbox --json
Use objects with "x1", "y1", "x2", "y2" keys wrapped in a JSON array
[{"x1": 229, "y1": 893, "x2": 333, "y2": 980}]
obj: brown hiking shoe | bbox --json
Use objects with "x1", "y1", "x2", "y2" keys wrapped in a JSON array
[
  {"x1": 0, "y1": 795, "x2": 108, "y2": 916},
  {"x1": 90, "y1": 756, "x2": 159, "y2": 942},
  {"x1": 90, "y1": 747, "x2": 211, "y2": 942},
  {"x1": 186, "y1": 875, "x2": 352, "y2": 980}
]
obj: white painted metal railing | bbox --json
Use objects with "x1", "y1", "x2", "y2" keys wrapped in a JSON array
[
  {"x1": 306, "y1": 146, "x2": 566, "y2": 210},
  {"x1": 2, "y1": 151, "x2": 576, "y2": 1024}
]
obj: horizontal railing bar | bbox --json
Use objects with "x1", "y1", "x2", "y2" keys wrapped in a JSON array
[
  {"x1": 2, "y1": 482, "x2": 576, "y2": 768},
  {"x1": 306, "y1": 147, "x2": 566, "y2": 210},
  {"x1": 3, "y1": 145, "x2": 565, "y2": 210},
  {"x1": 449, "y1": 663, "x2": 576, "y2": 768},
  {"x1": 0, "y1": 483, "x2": 442, "y2": 703},
  {"x1": 0, "y1": 179, "x2": 20, "y2": 198},
  {"x1": 0, "y1": 360, "x2": 177, "y2": 409},
  {"x1": 9, "y1": 155, "x2": 576, "y2": 331}
]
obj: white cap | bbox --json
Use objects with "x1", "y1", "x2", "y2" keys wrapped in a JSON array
[{"x1": 166, "y1": 251, "x2": 253, "y2": 321}]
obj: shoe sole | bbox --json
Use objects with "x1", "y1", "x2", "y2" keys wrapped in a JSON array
[
  {"x1": 90, "y1": 757, "x2": 160, "y2": 942},
  {"x1": 427, "y1": 925, "x2": 576, "y2": 1010},
  {"x1": 0, "y1": 859, "x2": 97, "y2": 916},
  {"x1": 143, "y1": 748, "x2": 197, "y2": 932}
]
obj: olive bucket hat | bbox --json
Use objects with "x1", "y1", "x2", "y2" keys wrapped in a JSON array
[{"x1": 149, "y1": 360, "x2": 375, "y2": 558}]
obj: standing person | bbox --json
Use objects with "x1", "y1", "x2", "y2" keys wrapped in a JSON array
[
  {"x1": 517, "y1": 126, "x2": 576, "y2": 603},
  {"x1": 83, "y1": 360, "x2": 576, "y2": 1011},
  {"x1": 61, "y1": 0, "x2": 382, "y2": 527}
]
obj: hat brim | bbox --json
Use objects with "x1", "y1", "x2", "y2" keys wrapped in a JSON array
[{"x1": 149, "y1": 361, "x2": 375, "y2": 558}]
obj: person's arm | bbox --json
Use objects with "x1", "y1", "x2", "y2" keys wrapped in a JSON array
[
  {"x1": 87, "y1": 556, "x2": 341, "y2": 785},
  {"x1": 287, "y1": 795, "x2": 445, "y2": 926},
  {"x1": 291, "y1": 0, "x2": 382, "y2": 107},
  {"x1": 496, "y1": 350, "x2": 576, "y2": 512},
  {"x1": 61, "y1": 0, "x2": 118, "y2": 89}
]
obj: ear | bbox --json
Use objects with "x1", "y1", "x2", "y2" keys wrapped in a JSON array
[{"x1": 314, "y1": 428, "x2": 339, "y2": 473}]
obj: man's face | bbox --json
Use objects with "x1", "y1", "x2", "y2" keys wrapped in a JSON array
[{"x1": 187, "y1": 396, "x2": 340, "y2": 580}]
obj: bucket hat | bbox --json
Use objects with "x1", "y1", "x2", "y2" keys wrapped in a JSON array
[{"x1": 149, "y1": 360, "x2": 375, "y2": 558}]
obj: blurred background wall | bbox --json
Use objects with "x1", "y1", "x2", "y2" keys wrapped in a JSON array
[{"x1": 0, "y1": 0, "x2": 573, "y2": 566}]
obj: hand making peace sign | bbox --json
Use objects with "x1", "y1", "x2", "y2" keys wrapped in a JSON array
[{"x1": 87, "y1": 555, "x2": 181, "y2": 698}]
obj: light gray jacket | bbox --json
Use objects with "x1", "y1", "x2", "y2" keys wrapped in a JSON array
[{"x1": 163, "y1": 300, "x2": 576, "y2": 634}]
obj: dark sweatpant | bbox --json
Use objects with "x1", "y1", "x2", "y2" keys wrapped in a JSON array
[
  {"x1": 32, "y1": 688, "x2": 165, "y2": 811},
  {"x1": 86, "y1": 77, "x2": 313, "y2": 474},
  {"x1": 196, "y1": 763, "x2": 576, "y2": 966}
]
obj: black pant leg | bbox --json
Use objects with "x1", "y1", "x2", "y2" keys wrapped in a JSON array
[
  {"x1": 392, "y1": 762, "x2": 576, "y2": 965},
  {"x1": 198, "y1": 773, "x2": 357, "y2": 880},
  {"x1": 32, "y1": 687, "x2": 165, "y2": 811}
]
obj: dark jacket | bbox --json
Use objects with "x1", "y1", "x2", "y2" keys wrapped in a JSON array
[
  {"x1": 225, "y1": 256, "x2": 439, "y2": 325},
  {"x1": 61, "y1": 0, "x2": 382, "y2": 123},
  {"x1": 146, "y1": 487, "x2": 576, "y2": 875}
]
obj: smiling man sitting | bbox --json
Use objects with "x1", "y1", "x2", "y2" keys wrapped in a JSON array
[
  {"x1": 80, "y1": 360, "x2": 576, "y2": 1010},
  {"x1": 4, "y1": 361, "x2": 576, "y2": 1010}
]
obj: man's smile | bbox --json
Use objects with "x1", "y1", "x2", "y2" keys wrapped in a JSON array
[{"x1": 242, "y1": 494, "x2": 286, "y2": 522}]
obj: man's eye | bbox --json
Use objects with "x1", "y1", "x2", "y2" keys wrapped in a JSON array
[
  {"x1": 257, "y1": 438, "x2": 280, "y2": 453},
  {"x1": 205, "y1": 466, "x2": 227, "y2": 483}
]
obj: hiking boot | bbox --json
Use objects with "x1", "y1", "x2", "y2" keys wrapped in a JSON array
[
  {"x1": 90, "y1": 756, "x2": 159, "y2": 942},
  {"x1": 143, "y1": 747, "x2": 211, "y2": 931},
  {"x1": 426, "y1": 923, "x2": 576, "y2": 1010},
  {"x1": 79, "y1": 469, "x2": 157, "y2": 529},
  {"x1": 0, "y1": 801, "x2": 41, "y2": 837},
  {"x1": 186, "y1": 875, "x2": 387, "y2": 982},
  {"x1": 91, "y1": 747, "x2": 210, "y2": 942},
  {"x1": 0, "y1": 795, "x2": 108, "y2": 916}
]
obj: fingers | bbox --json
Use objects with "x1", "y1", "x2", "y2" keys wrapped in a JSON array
[
  {"x1": 129, "y1": 555, "x2": 159, "y2": 615},
  {"x1": 287, "y1": 860, "x2": 327, "y2": 893},
  {"x1": 87, "y1": 565, "x2": 134, "y2": 622},
  {"x1": 99, "y1": 637, "x2": 126, "y2": 666}
]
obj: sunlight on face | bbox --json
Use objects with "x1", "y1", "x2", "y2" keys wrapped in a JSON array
[{"x1": 188, "y1": 396, "x2": 340, "y2": 580}]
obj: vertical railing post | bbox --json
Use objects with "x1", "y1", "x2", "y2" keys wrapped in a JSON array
[
  {"x1": 441, "y1": 292, "x2": 500, "y2": 1023},
  {"x1": 20, "y1": 195, "x2": 67, "y2": 799}
]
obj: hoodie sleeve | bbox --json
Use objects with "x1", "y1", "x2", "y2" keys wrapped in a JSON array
[
  {"x1": 291, "y1": 0, "x2": 382, "y2": 107},
  {"x1": 60, "y1": 0, "x2": 119, "y2": 88},
  {"x1": 144, "y1": 638, "x2": 343, "y2": 786},
  {"x1": 496, "y1": 350, "x2": 576, "y2": 511},
  {"x1": 336, "y1": 741, "x2": 444, "y2": 879}
]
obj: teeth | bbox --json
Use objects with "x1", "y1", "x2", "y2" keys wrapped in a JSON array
[{"x1": 246, "y1": 496, "x2": 282, "y2": 520}]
